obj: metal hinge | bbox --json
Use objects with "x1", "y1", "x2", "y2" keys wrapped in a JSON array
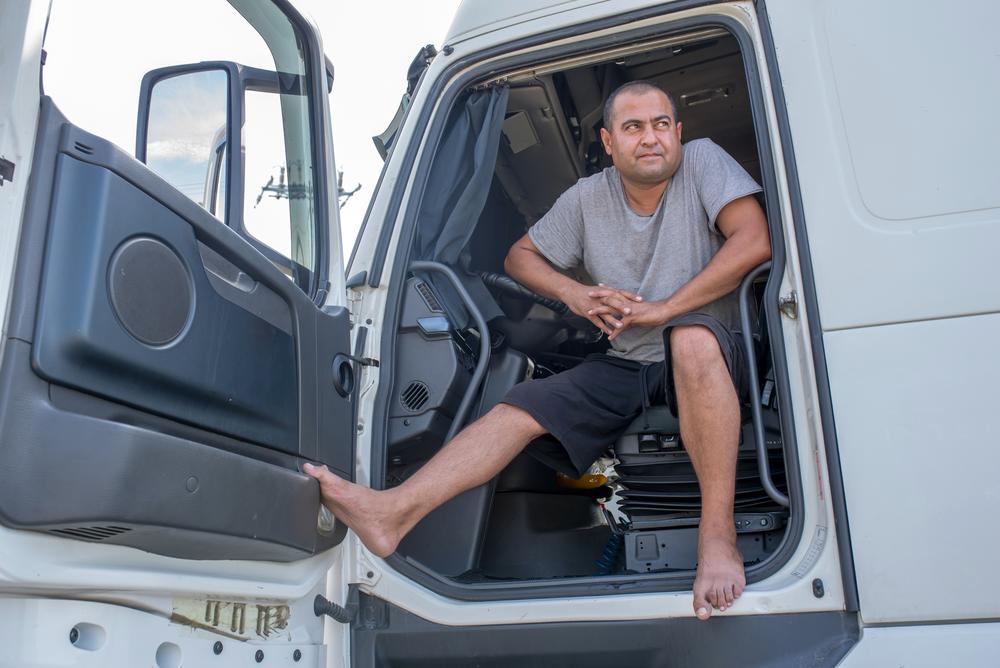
[
  {"x1": 346, "y1": 289, "x2": 363, "y2": 325},
  {"x1": 353, "y1": 543, "x2": 383, "y2": 587},
  {"x1": 0, "y1": 157, "x2": 15, "y2": 186},
  {"x1": 314, "y1": 281, "x2": 331, "y2": 306},
  {"x1": 778, "y1": 291, "x2": 799, "y2": 320},
  {"x1": 344, "y1": 354, "x2": 379, "y2": 368}
]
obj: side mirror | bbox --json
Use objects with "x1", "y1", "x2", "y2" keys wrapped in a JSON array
[
  {"x1": 136, "y1": 63, "x2": 242, "y2": 223},
  {"x1": 372, "y1": 45, "x2": 436, "y2": 161},
  {"x1": 325, "y1": 55, "x2": 335, "y2": 94}
]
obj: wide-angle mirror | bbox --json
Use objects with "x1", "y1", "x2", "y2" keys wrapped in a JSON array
[{"x1": 141, "y1": 68, "x2": 229, "y2": 216}]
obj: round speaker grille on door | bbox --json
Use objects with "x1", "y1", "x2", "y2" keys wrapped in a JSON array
[{"x1": 108, "y1": 237, "x2": 193, "y2": 346}]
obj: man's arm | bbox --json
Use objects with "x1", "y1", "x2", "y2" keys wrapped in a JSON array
[
  {"x1": 505, "y1": 233, "x2": 641, "y2": 336},
  {"x1": 589, "y1": 195, "x2": 771, "y2": 340}
]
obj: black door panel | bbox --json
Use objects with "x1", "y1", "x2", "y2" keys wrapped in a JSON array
[
  {"x1": 0, "y1": 99, "x2": 352, "y2": 560},
  {"x1": 34, "y1": 152, "x2": 299, "y2": 452},
  {"x1": 0, "y1": 340, "x2": 333, "y2": 562}
]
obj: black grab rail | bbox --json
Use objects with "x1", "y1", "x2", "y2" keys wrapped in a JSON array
[
  {"x1": 738, "y1": 260, "x2": 789, "y2": 507},
  {"x1": 410, "y1": 261, "x2": 492, "y2": 443}
]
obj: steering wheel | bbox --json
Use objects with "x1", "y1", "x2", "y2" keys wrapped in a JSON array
[
  {"x1": 479, "y1": 271, "x2": 600, "y2": 335},
  {"x1": 479, "y1": 271, "x2": 567, "y2": 314}
]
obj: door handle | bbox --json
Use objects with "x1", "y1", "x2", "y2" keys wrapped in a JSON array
[{"x1": 332, "y1": 353, "x2": 355, "y2": 398}]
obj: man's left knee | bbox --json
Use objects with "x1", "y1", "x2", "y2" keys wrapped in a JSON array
[{"x1": 670, "y1": 325, "x2": 724, "y2": 378}]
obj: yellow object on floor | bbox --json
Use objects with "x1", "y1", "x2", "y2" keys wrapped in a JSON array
[{"x1": 555, "y1": 472, "x2": 608, "y2": 489}]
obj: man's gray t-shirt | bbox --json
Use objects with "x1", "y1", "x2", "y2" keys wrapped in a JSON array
[{"x1": 528, "y1": 138, "x2": 762, "y2": 363}]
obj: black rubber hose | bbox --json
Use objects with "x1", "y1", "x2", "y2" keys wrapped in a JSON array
[
  {"x1": 479, "y1": 271, "x2": 569, "y2": 315},
  {"x1": 595, "y1": 531, "x2": 624, "y2": 576},
  {"x1": 313, "y1": 594, "x2": 356, "y2": 624}
]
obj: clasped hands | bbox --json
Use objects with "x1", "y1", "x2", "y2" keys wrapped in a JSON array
[{"x1": 564, "y1": 283, "x2": 669, "y2": 341}]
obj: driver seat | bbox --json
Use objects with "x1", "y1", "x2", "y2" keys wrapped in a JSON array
[{"x1": 612, "y1": 403, "x2": 788, "y2": 521}]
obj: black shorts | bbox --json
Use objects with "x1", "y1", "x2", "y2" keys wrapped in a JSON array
[{"x1": 501, "y1": 313, "x2": 748, "y2": 478}]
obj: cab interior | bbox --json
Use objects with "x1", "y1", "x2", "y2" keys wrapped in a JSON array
[{"x1": 380, "y1": 25, "x2": 792, "y2": 586}]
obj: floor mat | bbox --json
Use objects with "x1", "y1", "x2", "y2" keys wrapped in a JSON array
[{"x1": 479, "y1": 492, "x2": 612, "y2": 579}]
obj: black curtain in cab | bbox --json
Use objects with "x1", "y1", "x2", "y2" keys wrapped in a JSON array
[{"x1": 414, "y1": 85, "x2": 509, "y2": 326}]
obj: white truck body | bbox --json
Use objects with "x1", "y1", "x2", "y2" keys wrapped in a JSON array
[{"x1": 0, "y1": 0, "x2": 997, "y2": 665}]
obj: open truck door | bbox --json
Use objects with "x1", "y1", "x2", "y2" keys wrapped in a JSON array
[{"x1": 0, "y1": 0, "x2": 355, "y2": 663}]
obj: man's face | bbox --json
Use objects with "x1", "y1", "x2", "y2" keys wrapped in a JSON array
[{"x1": 600, "y1": 89, "x2": 683, "y2": 185}]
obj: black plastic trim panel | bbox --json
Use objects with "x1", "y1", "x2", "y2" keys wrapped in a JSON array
[
  {"x1": 0, "y1": 340, "x2": 343, "y2": 562},
  {"x1": 371, "y1": 12, "x2": 807, "y2": 601},
  {"x1": 351, "y1": 592, "x2": 860, "y2": 668},
  {"x1": 35, "y1": 150, "x2": 300, "y2": 451}
]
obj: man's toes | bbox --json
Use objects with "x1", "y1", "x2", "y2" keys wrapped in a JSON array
[
  {"x1": 303, "y1": 462, "x2": 330, "y2": 481},
  {"x1": 724, "y1": 585, "x2": 735, "y2": 606},
  {"x1": 304, "y1": 463, "x2": 346, "y2": 496},
  {"x1": 734, "y1": 582, "x2": 745, "y2": 599},
  {"x1": 693, "y1": 590, "x2": 712, "y2": 620},
  {"x1": 715, "y1": 587, "x2": 727, "y2": 611}
]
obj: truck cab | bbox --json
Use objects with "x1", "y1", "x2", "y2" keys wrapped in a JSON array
[{"x1": 1, "y1": 1, "x2": 998, "y2": 666}]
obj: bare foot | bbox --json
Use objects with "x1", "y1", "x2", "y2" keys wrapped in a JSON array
[
  {"x1": 303, "y1": 463, "x2": 405, "y2": 558},
  {"x1": 692, "y1": 529, "x2": 746, "y2": 620}
]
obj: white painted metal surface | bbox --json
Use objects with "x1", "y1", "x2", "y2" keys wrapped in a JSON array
[
  {"x1": 0, "y1": 0, "x2": 46, "y2": 356},
  {"x1": 446, "y1": 0, "x2": 609, "y2": 44},
  {"x1": 837, "y1": 623, "x2": 1000, "y2": 667},
  {"x1": 0, "y1": 598, "x2": 324, "y2": 668},
  {"x1": 769, "y1": 0, "x2": 1000, "y2": 625},
  {"x1": 826, "y1": 314, "x2": 1000, "y2": 623},
  {"x1": 766, "y1": 0, "x2": 1000, "y2": 331}
]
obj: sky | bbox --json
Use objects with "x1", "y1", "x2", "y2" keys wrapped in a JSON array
[
  {"x1": 42, "y1": 0, "x2": 462, "y2": 258},
  {"x1": 304, "y1": 0, "x2": 462, "y2": 252}
]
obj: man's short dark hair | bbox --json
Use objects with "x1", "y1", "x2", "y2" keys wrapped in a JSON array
[{"x1": 602, "y1": 80, "x2": 679, "y2": 129}]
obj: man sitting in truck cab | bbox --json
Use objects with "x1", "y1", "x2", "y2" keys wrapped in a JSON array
[{"x1": 306, "y1": 80, "x2": 771, "y2": 621}]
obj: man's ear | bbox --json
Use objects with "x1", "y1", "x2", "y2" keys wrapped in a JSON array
[
  {"x1": 676, "y1": 121, "x2": 683, "y2": 141},
  {"x1": 600, "y1": 127, "x2": 613, "y2": 155}
]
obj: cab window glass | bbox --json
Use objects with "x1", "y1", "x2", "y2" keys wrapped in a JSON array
[
  {"x1": 44, "y1": 0, "x2": 320, "y2": 291},
  {"x1": 244, "y1": 87, "x2": 315, "y2": 278}
]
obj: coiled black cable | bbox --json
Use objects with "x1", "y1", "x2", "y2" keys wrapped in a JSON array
[
  {"x1": 596, "y1": 532, "x2": 624, "y2": 575},
  {"x1": 596, "y1": 504, "x2": 626, "y2": 575}
]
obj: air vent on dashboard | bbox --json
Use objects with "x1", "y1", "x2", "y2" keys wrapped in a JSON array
[
  {"x1": 49, "y1": 525, "x2": 132, "y2": 541},
  {"x1": 400, "y1": 381, "x2": 430, "y2": 412},
  {"x1": 73, "y1": 141, "x2": 95, "y2": 155},
  {"x1": 415, "y1": 281, "x2": 443, "y2": 312}
]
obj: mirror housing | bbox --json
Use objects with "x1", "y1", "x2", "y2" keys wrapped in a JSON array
[{"x1": 372, "y1": 45, "x2": 436, "y2": 160}]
